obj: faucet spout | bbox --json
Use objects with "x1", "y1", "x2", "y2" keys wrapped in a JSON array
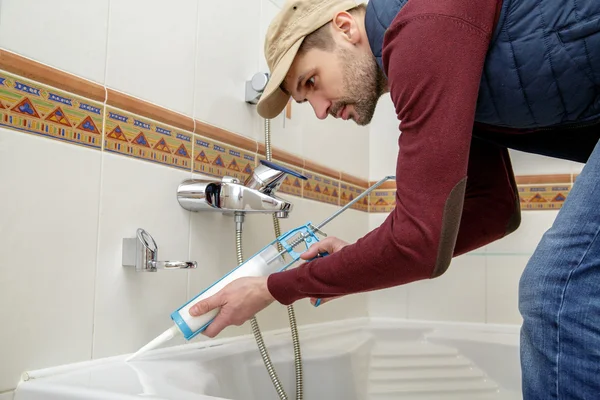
[{"x1": 176, "y1": 160, "x2": 306, "y2": 217}]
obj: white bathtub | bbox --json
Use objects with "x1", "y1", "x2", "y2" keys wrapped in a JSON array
[{"x1": 13, "y1": 318, "x2": 522, "y2": 400}]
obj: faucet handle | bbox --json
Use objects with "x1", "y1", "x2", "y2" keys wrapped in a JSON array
[
  {"x1": 122, "y1": 229, "x2": 197, "y2": 272},
  {"x1": 244, "y1": 160, "x2": 307, "y2": 196}
]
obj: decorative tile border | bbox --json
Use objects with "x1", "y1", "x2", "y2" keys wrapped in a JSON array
[
  {"x1": 370, "y1": 190, "x2": 396, "y2": 213},
  {"x1": 194, "y1": 135, "x2": 256, "y2": 182},
  {"x1": 0, "y1": 70, "x2": 103, "y2": 149},
  {"x1": 340, "y1": 183, "x2": 369, "y2": 212},
  {"x1": 0, "y1": 52, "x2": 579, "y2": 214},
  {"x1": 519, "y1": 185, "x2": 571, "y2": 210},
  {"x1": 303, "y1": 171, "x2": 340, "y2": 206},
  {"x1": 104, "y1": 106, "x2": 193, "y2": 170}
]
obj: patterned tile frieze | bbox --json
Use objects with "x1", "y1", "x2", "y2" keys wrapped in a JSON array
[
  {"x1": 104, "y1": 106, "x2": 193, "y2": 170},
  {"x1": 303, "y1": 171, "x2": 340, "y2": 206},
  {"x1": 340, "y1": 182, "x2": 369, "y2": 212},
  {"x1": 0, "y1": 70, "x2": 103, "y2": 149},
  {"x1": 369, "y1": 189, "x2": 396, "y2": 213},
  {"x1": 193, "y1": 135, "x2": 256, "y2": 182},
  {"x1": 519, "y1": 185, "x2": 571, "y2": 210}
]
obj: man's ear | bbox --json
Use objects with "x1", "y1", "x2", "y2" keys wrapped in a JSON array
[{"x1": 331, "y1": 11, "x2": 360, "y2": 44}]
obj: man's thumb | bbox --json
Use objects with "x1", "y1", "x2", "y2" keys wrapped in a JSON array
[
  {"x1": 300, "y1": 238, "x2": 332, "y2": 260},
  {"x1": 189, "y1": 294, "x2": 220, "y2": 316}
]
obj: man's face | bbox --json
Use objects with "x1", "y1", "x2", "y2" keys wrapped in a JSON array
[{"x1": 283, "y1": 42, "x2": 386, "y2": 126}]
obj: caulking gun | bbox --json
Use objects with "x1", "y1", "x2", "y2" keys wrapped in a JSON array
[{"x1": 126, "y1": 175, "x2": 395, "y2": 361}]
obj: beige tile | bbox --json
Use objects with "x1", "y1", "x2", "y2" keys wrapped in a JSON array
[
  {"x1": 0, "y1": 0, "x2": 109, "y2": 84},
  {"x1": 92, "y1": 153, "x2": 192, "y2": 358},
  {"x1": 369, "y1": 93, "x2": 401, "y2": 181},
  {"x1": 0, "y1": 391, "x2": 13, "y2": 400},
  {"x1": 194, "y1": 0, "x2": 261, "y2": 140},
  {"x1": 509, "y1": 148, "x2": 580, "y2": 176},
  {"x1": 486, "y1": 256, "x2": 529, "y2": 325},
  {"x1": 408, "y1": 254, "x2": 487, "y2": 323},
  {"x1": 368, "y1": 286, "x2": 409, "y2": 319},
  {"x1": 298, "y1": 103, "x2": 370, "y2": 179},
  {"x1": 0, "y1": 129, "x2": 100, "y2": 391},
  {"x1": 106, "y1": 0, "x2": 198, "y2": 115},
  {"x1": 487, "y1": 210, "x2": 559, "y2": 255}
]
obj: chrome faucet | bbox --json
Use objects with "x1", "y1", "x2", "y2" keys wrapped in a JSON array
[{"x1": 176, "y1": 160, "x2": 306, "y2": 218}]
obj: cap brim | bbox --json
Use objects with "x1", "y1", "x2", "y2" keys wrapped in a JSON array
[{"x1": 257, "y1": 37, "x2": 304, "y2": 119}]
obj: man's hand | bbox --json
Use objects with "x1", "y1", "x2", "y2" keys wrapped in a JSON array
[
  {"x1": 188, "y1": 276, "x2": 275, "y2": 338},
  {"x1": 299, "y1": 236, "x2": 349, "y2": 306}
]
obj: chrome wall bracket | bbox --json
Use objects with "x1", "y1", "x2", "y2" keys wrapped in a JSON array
[
  {"x1": 245, "y1": 72, "x2": 269, "y2": 104},
  {"x1": 122, "y1": 229, "x2": 197, "y2": 272}
]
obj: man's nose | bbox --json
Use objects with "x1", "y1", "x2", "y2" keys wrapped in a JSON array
[{"x1": 308, "y1": 96, "x2": 330, "y2": 120}]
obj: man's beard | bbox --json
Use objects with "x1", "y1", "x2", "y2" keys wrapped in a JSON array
[{"x1": 329, "y1": 47, "x2": 387, "y2": 126}]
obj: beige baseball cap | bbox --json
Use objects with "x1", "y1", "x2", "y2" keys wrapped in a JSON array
[{"x1": 257, "y1": 0, "x2": 359, "y2": 119}]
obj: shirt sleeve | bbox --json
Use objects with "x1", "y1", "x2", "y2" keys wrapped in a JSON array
[{"x1": 266, "y1": 14, "x2": 519, "y2": 305}]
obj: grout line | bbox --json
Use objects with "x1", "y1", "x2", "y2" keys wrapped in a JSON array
[
  {"x1": 102, "y1": 0, "x2": 112, "y2": 96},
  {"x1": 191, "y1": 127, "x2": 196, "y2": 175},
  {"x1": 90, "y1": 0, "x2": 112, "y2": 360},
  {"x1": 186, "y1": 208, "x2": 193, "y2": 301},
  {"x1": 338, "y1": 171, "x2": 342, "y2": 206},
  {"x1": 191, "y1": 0, "x2": 201, "y2": 141},
  {"x1": 90, "y1": 102, "x2": 107, "y2": 361},
  {"x1": 484, "y1": 250, "x2": 488, "y2": 323}
]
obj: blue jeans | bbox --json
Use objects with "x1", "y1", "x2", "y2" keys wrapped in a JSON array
[{"x1": 519, "y1": 139, "x2": 600, "y2": 399}]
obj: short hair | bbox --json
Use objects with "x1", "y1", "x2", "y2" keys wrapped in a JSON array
[{"x1": 299, "y1": 3, "x2": 367, "y2": 54}]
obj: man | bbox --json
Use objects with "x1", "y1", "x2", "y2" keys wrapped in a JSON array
[{"x1": 190, "y1": 0, "x2": 600, "y2": 398}]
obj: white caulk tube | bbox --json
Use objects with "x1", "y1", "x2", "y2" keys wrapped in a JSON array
[{"x1": 126, "y1": 241, "x2": 289, "y2": 361}]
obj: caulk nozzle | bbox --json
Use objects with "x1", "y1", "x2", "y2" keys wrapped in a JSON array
[{"x1": 125, "y1": 325, "x2": 180, "y2": 362}]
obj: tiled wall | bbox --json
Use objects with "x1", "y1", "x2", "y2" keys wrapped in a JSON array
[{"x1": 0, "y1": 0, "x2": 373, "y2": 392}]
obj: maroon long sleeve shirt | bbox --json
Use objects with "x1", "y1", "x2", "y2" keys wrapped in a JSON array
[{"x1": 266, "y1": 0, "x2": 521, "y2": 305}]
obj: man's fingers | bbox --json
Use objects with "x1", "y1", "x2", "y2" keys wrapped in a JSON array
[
  {"x1": 202, "y1": 316, "x2": 228, "y2": 338},
  {"x1": 310, "y1": 295, "x2": 342, "y2": 306},
  {"x1": 189, "y1": 293, "x2": 222, "y2": 317},
  {"x1": 300, "y1": 237, "x2": 336, "y2": 260}
]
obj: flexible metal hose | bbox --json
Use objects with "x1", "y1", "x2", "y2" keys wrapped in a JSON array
[
  {"x1": 264, "y1": 117, "x2": 304, "y2": 400},
  {"x1": 234, "y1": 211, "x2": 288, "y2": 399},
  {"x1": 238, "y1": 117, "x2": 303, "y2": 400}
]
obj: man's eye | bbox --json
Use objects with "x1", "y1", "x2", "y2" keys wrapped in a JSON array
[{"x1": 306, "y1": 77, "x2": 315, "y2": 87}]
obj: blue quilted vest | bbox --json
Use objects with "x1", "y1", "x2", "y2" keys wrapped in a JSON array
[{"x1": 365, "y1": 0, "x2": 600, "y2": 129}]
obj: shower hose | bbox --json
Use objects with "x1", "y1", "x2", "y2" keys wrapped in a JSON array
[{"x1": 233, "y1": 117, "x2": 303, "y2": 400}]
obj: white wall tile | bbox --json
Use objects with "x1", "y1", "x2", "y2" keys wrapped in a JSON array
[
  {"x1": 105, "y1": 0, "x2": 198, "y2": 116},
  {"x1": 258, "y1": 106, "x2": 304, "y2": 160},
  {"x1": 366, "y1": 213, "x2": 409, "y2": 318},
  {"x1": 407, "y1": 254, "x2": 487, "y2": 323},
  {"x1": 297, "y1": 103, "x2": 370, "y2": 179},
  {"x1": 92, "y1": 153, "x2": 192, "y2": 358},
  {"x1": 508, "y1": 149, "x2": 579, "y2": 176},
  {"x1": 0, "y1": 129, "x2": 100, "y2": 391},
  {"x1": 258, "y1": 0, "x2": 281, "y2": 74},
  {"x1": 0, "y1": 391, "x2": 13, "y2": 400},
  {"x1": 368, "y1": 285, "x2": 409, "y2": 319},
  {"x1": 368, "y1": 212, "x2": 389, "y2": 231},
  {"x1": 0, "y1": 0, "x2": 109, "y2": 84},
  {"x1": 369, "y1": 94, "x2": 400, "y2": 180},
  {"x1": 571, "y1": 159, "x2": 585, "y2": 175},
  {"x1": 486, "y1": 256, "x2": 528, "y2": 325},
  {"x1": 194, "y1": 0, "x2": 261, "y2": 139},
  {"x1": 487, "y1": 211, "x2": 558, "y2": 255}
]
